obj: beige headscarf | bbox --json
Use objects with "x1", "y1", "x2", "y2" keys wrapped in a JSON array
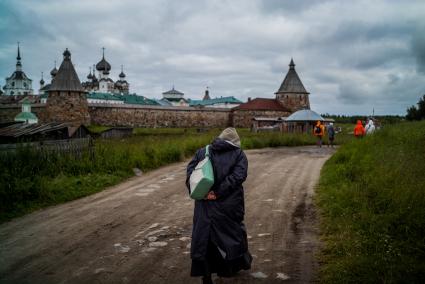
[{"x1": 218, "y1": 127, "x2": 241, "y2": 148}]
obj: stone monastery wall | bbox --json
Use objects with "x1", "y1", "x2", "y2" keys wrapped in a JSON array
[
  {"x1": 0, "y1": 104, "x2": 288, "y2": 128},
  {"x1": 88, "y1": 104, "x2": 232, "y2": 128},
  {"x1": 0, "y1": 104, "x2": 46, "y2": 124}
]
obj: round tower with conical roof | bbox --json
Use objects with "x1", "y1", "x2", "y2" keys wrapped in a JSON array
[
  {"x1": 275, "y1": 59, "x2": 310, "y2": 112},
  {"x1": 44, "y1": 48, "x2": 90, "y2": 126}
]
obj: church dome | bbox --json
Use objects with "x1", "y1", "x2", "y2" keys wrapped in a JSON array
[
  {"x1": 96, "y1": 57, "x2": 111, "y2": 72},
  {"x1": 87, "y1": 68, "x2": 93, "y2": 80},
  {"x1": 96, "y1": 49, "x2": 111, "y2": 72},
  {"x1": 63, "y1": 48, "x2": 71, "y2": 59},
  {"x1": 40, "y1": 78, "x2": 45, "y2": 85},
  {"x1": 50, "y1": 66, "x2": 58, "y2": 77},
  {"x1": 119, "y1": 65, "x2": 126, "y2": 79}
]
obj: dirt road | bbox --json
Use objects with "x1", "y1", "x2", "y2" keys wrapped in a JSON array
[{"x1": 0, "y1": 146, "x2": 335, "y2": 284}]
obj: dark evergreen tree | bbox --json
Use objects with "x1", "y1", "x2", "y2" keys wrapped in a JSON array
[{"x1": 406, "y1": 95, "x2": 425, "y2": 121}]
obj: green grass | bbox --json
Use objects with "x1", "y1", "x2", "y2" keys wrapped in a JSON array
[
  {"x1": 316, "y1": 121, "x2": 425, "y2": 283},
  {"x1": 86, "y1": 125, "x2": 111, "y2": 133},
  {"x1": 133, "y1": 127, "x2": 201, "y2": 136}
]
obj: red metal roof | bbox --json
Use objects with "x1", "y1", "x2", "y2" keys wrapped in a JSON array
[{"x1": 233, "y1": 98, "x2": 289, "y2": 111}]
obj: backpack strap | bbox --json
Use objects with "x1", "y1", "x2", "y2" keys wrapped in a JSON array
[{"x1": 205, "y1": 145, "x2": 210, "y2": 157}]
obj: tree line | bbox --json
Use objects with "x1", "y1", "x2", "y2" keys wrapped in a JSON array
[
  {"x1": 406, "y1": 95, "x2": 425, "y2": 121},
  {"x1": 321, "y1": 114, "x2": 404, "y2": 124}
]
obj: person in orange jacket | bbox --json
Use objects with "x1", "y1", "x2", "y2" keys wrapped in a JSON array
[
  {"x1": 313, "y1": 120, "x2": 325, "y2": 147},
  {"x1": 354, "y1": 120, "x2": 365, "y2": 138}
]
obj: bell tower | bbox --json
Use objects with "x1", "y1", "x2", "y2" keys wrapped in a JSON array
[
  {"x1": 275, "y1": 59, "x2": 310, "y2": 112},
  {"x1": 44, "y1": 48, "x2": 90, "y2": 126}
]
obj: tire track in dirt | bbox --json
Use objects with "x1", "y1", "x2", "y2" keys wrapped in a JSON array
[{"x1": 0, "y1": 146, "x2": 335, "y2": 284}]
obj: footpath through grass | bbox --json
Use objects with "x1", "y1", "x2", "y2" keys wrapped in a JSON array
[
  {"x1": 316, "y1": 121, "x2": 425, "y2": 283},
  {"x1": 0, "y1": 129, "x2": 321, "y2": 223}
]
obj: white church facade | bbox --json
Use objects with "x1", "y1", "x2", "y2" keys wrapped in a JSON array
[{"x1": 2, "y1": 43, "x2": 33, "y2": 96}]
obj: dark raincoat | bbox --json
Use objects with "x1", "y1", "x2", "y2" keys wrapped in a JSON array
[{"x1": 186, "y1": 138, "x2": 252, "y2": 277}]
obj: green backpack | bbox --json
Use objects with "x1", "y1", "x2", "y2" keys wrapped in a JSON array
[{"x1": 189, "y1": 145, "x2": 215, "y2": 200}]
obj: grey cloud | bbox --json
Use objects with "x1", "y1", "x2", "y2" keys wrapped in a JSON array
[
  {"x1": 411, "y1": 26, "x2": 425, "y2": 73},
  {"x1": 337, "y1": 82, "x2": 370, "y2": 104},
  {"x1": 0, "y1": 2, "x2": 52, "y2": 43},
  {"x1": 259, "y1": 0, "x2": 328, "y2": 14}
]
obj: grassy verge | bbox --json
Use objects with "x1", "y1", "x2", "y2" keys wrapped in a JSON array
[
  {"x1": 0, "y1": 126, "x2": 352, "y2": 223},
  {"x1": 316, "y1": 121, "x2": 425, "y2": 283},
  {"x1": 86, "y1": 125, "x2": 111, "y2": 133}
]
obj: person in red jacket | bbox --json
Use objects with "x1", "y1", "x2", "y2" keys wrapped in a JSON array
[
  {"x1": 354, "y1": 120, "x2": 365, "y2": 138},
  {"x1": 313, "y1": 121, "x2": 325, "y2": 147}
]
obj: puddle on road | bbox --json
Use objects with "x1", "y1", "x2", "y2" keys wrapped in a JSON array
[
  {"x1": 276, "y1": 272, "x2": 291, "y2": 280},
  {"x1": 142, "y1": 247, "x2": 157, "y2": 253},
  {"x1": 146, "y1": 229, "x2": 165, "y2": 237},
  {"x1": 149, "y1": 241, "x2": 168, "y2": 247},
  {"x1": 94, "y1": 268, "x2": 107, "y2": 274},
  {"x1": 114, "y1": 243, "x2": 130, "y2": 253},
  {"x1": 251, "y1": 271, "x2": 268, "y2": 279},
  {"x1": 148, "y1": 223, "x2": 160, "y2": 229},
  {"x1": 147, "y1": 236, "x2": 158, "y2": 242},
  {"x1": 160, "y1": 174, "x2": 176, "y2": 182},
  {"x1": 134, "y1": 185, "x2": 162, "y2": 197}
]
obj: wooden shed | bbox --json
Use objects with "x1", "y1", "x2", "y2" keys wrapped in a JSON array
[{"x1": 283, "y1": 109, "x2": 326, "y2": 133}]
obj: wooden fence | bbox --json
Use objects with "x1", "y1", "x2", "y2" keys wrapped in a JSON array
[{"x1": 0, "y1": 138, "x2": 94, "y2": 157}]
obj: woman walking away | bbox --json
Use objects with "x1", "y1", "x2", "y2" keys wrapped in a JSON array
[
  {"x1": 327, "y1": 122, "x2": 335, "y2": 147},
  {"x1": 186, "y1": 127, "x2": 252, "y2": 284},
  {"x1": 354, "y1": 120, "x2": 365, "y2": 138},
  {"x1": 313, "y1": 120, "x2": 325, "y2": 147}
]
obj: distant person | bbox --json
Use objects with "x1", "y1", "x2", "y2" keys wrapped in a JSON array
[
  {"x1": 365, "y1": 119, "x2": 376, "y2": 135},
  {"x1": 327, "y1": 122, "x2": 335, "y2": 147},
  {"x1": 354, "y1": 120, "x2": 365, "y2": 138},
  {"x1": 186, "y1": 127, "x2": 252, "y2": 284},
  {"x1": 313, "y1": 120, "x2": 325, "y2": 147}
]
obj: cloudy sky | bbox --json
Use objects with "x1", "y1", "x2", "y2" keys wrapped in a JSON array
[{"x1": 1, "y1": 0, "x2": 425, "y2": 115}]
